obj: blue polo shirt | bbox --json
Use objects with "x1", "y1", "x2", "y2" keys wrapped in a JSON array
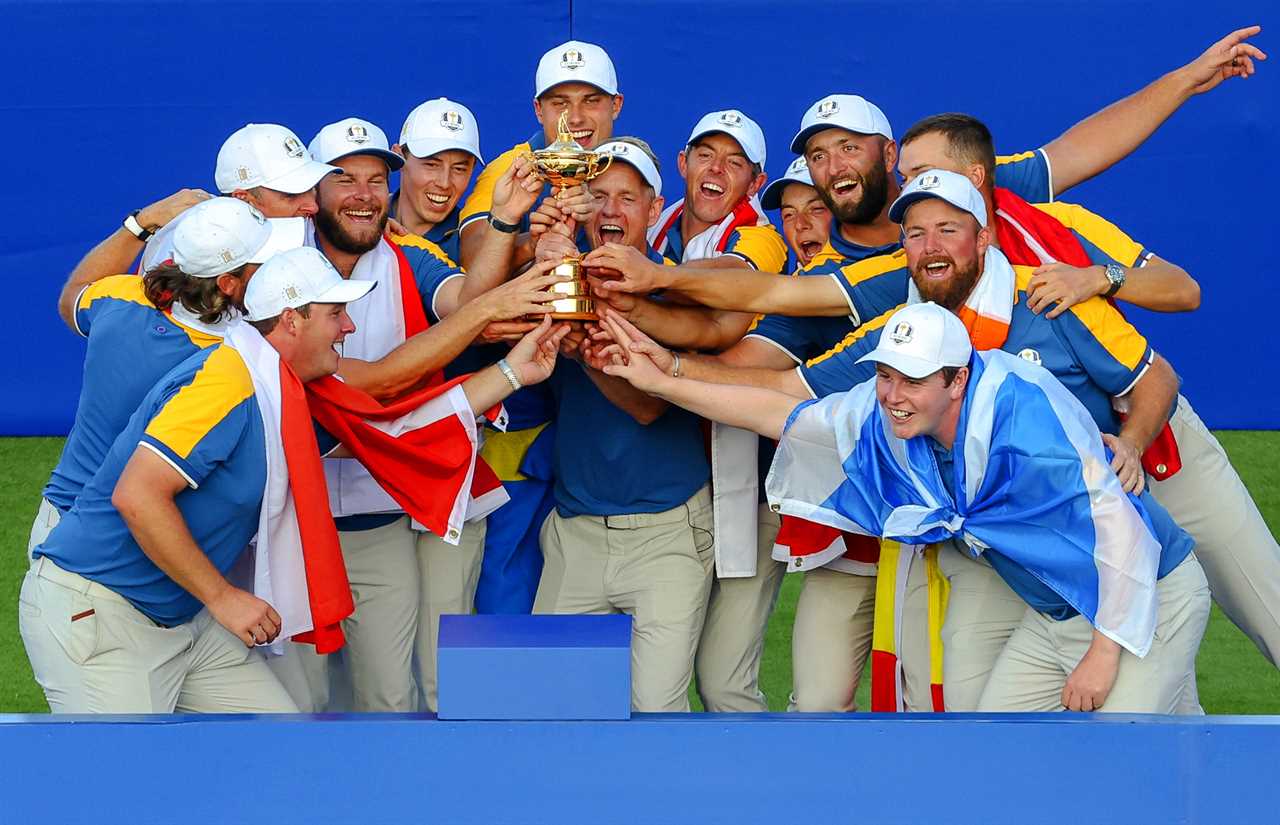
[
  {"x1": 391, "y1": 192, "x2": 464, "y2": 262},
  {"x1": 745, "y1": 150, "x2": 1053, "y2": 363},
  {"x1": 800, "y1": 265, "x2": 1153, "y2": 435},
  {"x1": 43, "y1": 275, "x2": 224, "y2": 513},
  {"x1": 548, "y1": 245, "x2": 709, "y2": 517},
  {"x1": 36, "y1": 344, "x2": 267, "y2": 626}
]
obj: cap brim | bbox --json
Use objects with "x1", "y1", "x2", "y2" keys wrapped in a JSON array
[
  {"x1": 264, "y1": 160, "x2": 341, "y2": 194},
  {"x1": 315, "y1": 278, "x2": 377, "y2": 306},
  {"x1": 760, "y1": 175, "x2": 807, "y2": 210},
  {"x1": 248, "y1": 217, "x2": 308, "y2": 264},
  {"x1": 855, "y1": 348, "x2": 945, "y2": 379},
  {"x1": 888, "y1": 191, "x2": 944, "y2": 225},
  {"x1": 687, "y1": 129, "x2": 765, "y2": 165},
  {"x1": 536, "y1": 79, "x2": 617, "y2": 98},
  {"x1": 328, "y1": 148, "x2": 405, "y2": 171},
  {"x1": 404, "y1": 137, "x2": 484, "y2": 165}
]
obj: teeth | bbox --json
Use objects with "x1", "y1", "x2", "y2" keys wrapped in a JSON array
[
  {"x1": 834, "y1": 178, "x2": 857, "y2": 191},
  {"x1": 926, "y1": 262, "x2": 948, "y2": 271},
  {"x1": 572, "y1": 130, "x2": 592, "y2": 139},
  {"x1": 601, "y1": 223, "x2": 623, "y2": 232},
  {"x1": 890, "y1": 409, "x2": 911, "y2": 419},
  {"x1": 425, "y1": 193, "x2": 448, "y2": 204},
  {"x1": 701, "y1": 182, "x2": 724, "y2": 194},
  {"x1": 346, "y1": 209, "x2": 373, "y2": 217}
]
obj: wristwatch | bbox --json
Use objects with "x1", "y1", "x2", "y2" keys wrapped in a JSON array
[
  {"x1": 123, "y1": 210, "x2": 153, "y2": 241},
  {"x1": 1102, "y1": 263, "x2": 1126, "y2": 298},
  {"x1": 489, "y1": 214, "x2": 520, "y2": 234}
]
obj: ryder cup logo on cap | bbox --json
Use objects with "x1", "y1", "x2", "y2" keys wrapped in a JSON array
[
  {"x1": 760, "y1": 155, "x2": 815, "y2": 210},
  {"x1": 790, "y1": 94, "x2": 893, "y2": 154},
  {"x1": 686, "y1": 109, "x2": 767, "y2": 166},
  {"x1": 857, "y1": 302, "x2": 972, "y2": 379},
  {"x1": 888, "y1": 168, "x2": 988, "y2": 226},
  {"x1": 535, "y1": 40, "x2": 618, "y2": 97},
  {"x1": 595, "y1": 140, "x2": 662, "y2": 197},
  {"x1": 400, "y1": 98, "x2": 484, "y2": 163},
  {"x1": 214, "y1": 123, "x2": 340, "y2": 195},
  {"x1": 243, "y1": 246, "x2": 377, "y2": 322},
  {"x1": 309, "y1": 117, "x2": 405, "y2": 171},
  {"x1": 172, "y1": 198, "x2": 306, "y2": 279}
]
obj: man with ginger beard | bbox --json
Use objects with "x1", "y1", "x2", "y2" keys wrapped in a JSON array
[
  {"x1": 531, "y1": 138, "x2": 714, "y2": 713},
  {"x1": 306, "y1": 116, "x2": 562, "y2": 711}
]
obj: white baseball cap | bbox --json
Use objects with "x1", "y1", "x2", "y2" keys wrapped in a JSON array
[
  {"x1": 889, "y1": 168, "x2": 987, "y2": 226},
  {"x1": 535, "y1": 40, "x2": 618, "y2": 98},
  {"x1": 686, "y1": 109, "x2": 767, "y2": 167},
  {"x1": 856, "y1": 302, "x2": 972, "y2": 379},
  {"x1": 760, "y1": 156, "x2": 815, "y2": 210},
  {"x1": 790, "y1": 94, "x2": 894, "y2": 154},
  {"x1": 214, "y1": 124, "x2": 340, "y2": 195},
  {"x1": 594, "y1": 140, "x2": 662, "y2": 197},
  {"x1": 400, "y1": 98, "x2": 484, "y2": 164},
  {"x1": 308, "y1": 118, "x2": 404, "y2": 171},
  {"x1": 243, "y1": 247, "x2": 377, "y2": 322},
  {"x1": 171, "y1": 198, "x2": 307, "y2": 279}
]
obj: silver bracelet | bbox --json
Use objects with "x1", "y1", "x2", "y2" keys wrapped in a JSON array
[
  {"x1": 670, "y1": 351, "x2": 682, "y2": 379},
  {"x1": 497, "y1": 358, "x2": 522, "y2": 391}
]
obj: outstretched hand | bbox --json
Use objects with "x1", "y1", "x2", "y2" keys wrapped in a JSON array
[
  {"x1": 583, "y1": 243, "x2": 669, "y2": 294},
  {"x1": 597, "y1": 310, "x2": 676, "y2": 393},
  {"x1": 1182, "y1": 25, "x2": 1266, "y2": 95},
  {"x1": 505, "y1": 316, "x2": 572, "y2": 386}
]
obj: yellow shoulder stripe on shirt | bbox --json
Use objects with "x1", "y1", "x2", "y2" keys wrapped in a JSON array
[
  {"x1": 1031, "y1": 202, "x2": 1145, "y2": 268},
  {"x1": 143, "y1": 345, "x2": 255, "y2": 459},
  {"x1": 459, "y1": 142, "x2": 533, "y2": 225},
  {"x1": 730, "y1": 224, "x2": 789, "y2": 274},
  {"x1": 837, "y1": 247, "x2": 908, "y2": 289},
  {"x1": 1013, "y1": 266, "x2": 1148, "y2": 370},
  {"x1": 78, "y1": 274, "x2": 150, "y2": 311},
  {"x1": 391, "y1": 233, "x2": 458, "y2": 268},
  {"x1": 805, "y1": 304, "x2": 903, "y2": 367},
  {"x1": 995, "y1": 151, "x2": 1037, "y2": 165}
]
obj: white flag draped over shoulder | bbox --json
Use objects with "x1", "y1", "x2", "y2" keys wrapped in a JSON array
[{"x1": 766, "y1": 349, "x2": 1162, "y2": 656}]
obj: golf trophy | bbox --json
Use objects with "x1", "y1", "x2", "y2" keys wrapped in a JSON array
[{"x1": 528, "y1": 112, "x2": 613, "y2": 319}]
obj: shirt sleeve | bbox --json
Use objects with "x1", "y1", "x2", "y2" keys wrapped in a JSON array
[
  {"x1": 723, "y1": 225, "x2": 789, "y2": 274},
  {"x1": 139, "y1": 347, "x2": 254, "y2": 488},
  {"x1": 73, "y1": 274, "x2": 140, "y2": 338},
  {"x1": 798, "y1": 325, "x2": 882, "y2": 398},
  {"x1": 1054, "y1": 298, "x2": 1155, "y2": 397},
  {"x1": 742, "y1": 313, "x2": 818, "y2": 364},
  {"x1": 994, "y1": 149, "x2": 1054, "y2": 204},
  {"x1": 827, "y1": 255, "x2": 911, "y2": 327},
  {"x1": 398, "y1": 237, "x2": 466, "y2": 324},
  {"x1": 458, "y1": 144, "x2": 523, "y2": 230},
  {"x1": 1034, "y1": 203, "x2": 1153, "y2": 268}
]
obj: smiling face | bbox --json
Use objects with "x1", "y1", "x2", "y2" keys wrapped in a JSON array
[
  {"x1": 677, "y1": 132, "x2": 765, "y2": 226},
  {"x1": 804, "y1": 128, "x2": 895, "y2": 226},
  {"x1": 534, "y1": 82, "x2": 623, "y2": 149},
  {"x1": 293, "y1": 302, "x2": 356, "y2": 381},
  {"x1": 902, "y1": 198, "x2": 989, "y2": 310},
  {"x1": 874, "y1": 362, "x2": 966, "y2": 443},
  {"x1": 778, "y1": 181, "x2": 831, "y2": 266},
  {"x1": 586, "y1": 162, "x2": 662, "y2": 252},
  {"x1": 314, "y1": 154, "x2": 390, "y2": 255},
  {"x1": 395, "y1": 147, "x2": 476, "y2": 229}
]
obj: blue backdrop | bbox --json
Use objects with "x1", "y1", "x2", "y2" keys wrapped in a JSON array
[{"x1": 1, "y1": 1, "x2": 1273, "y2": 433}]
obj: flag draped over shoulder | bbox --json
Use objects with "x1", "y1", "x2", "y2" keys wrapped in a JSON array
[{"x1": 766, "y1": 349, "x2": 1162, "y2": 656}]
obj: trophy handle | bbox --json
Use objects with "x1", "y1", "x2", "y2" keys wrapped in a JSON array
[{"x1": 589, "y1": 151, "x2": 613, "y2": 180}]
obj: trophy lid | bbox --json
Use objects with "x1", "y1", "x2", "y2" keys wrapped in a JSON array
[{"x1": 540, "y1": 111, "x2": 588, "y2": 156}]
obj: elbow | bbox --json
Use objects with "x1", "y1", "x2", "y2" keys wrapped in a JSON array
[
  {"x1": 1178, "y1": 279, "x2": 1201, "y2": 312},
  {"x1": 111, "y1": 481, "x2": 143, "y2": 525},
  {"x1": 628, "y1": 403, "x2": 667, "y2": 426}
]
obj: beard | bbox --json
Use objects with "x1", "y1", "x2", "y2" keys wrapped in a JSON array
[
  {"x1": 314, "y1": 204, "x2": 388, "y2": 255},
  {"x1": 817, "y1": 153, "x2": 891, "y2": 226},
  {"x1": 912, "y1": 254, "x2": 982, "y2": 310}
]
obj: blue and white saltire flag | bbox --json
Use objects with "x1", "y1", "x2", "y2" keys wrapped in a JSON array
[{"x1": 766, "y1": 349, "x2": 1162, "y2": 656}]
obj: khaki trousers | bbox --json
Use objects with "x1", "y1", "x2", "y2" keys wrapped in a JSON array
[
  {"x1": 694, "y1": 504, "x2": 785, "y2": 712},
  {"x1": 414, "y1": 518, "x2": 486, "y2": 712},
  {"x1": 936, "y1": 542, "x2": 1029, "y2": 711},
  {"x1": 534, "y1": 486, "x2": 714, "y2": 712},
  {"x1": 978, "y1": 554, "x2": 1210, "y2": 713},
  {"x1": 1149, "y1": 396, "x2": 1280, "y2": 667},
  {"x1": 27, "y1": 497, "x2": 61, "y2": 563},
  {"x1": 19, "y1": 558, "x2": 296, "y2": 713}
]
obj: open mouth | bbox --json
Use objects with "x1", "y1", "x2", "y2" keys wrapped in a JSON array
[
  {"x1": 424, "y1": 192, "x2": 450, "y2": 206},
  {"x1": 599, "y1": 222, "x2": 625, "y2": 244},
  {"x1": 799, "y1": 240, "x2": 823, "y2": 259},
  {"x1": 888, "y1": 407, "x2": 914, "y2": 423},
  {"x1": 343, "y1": 207, "x2": 377, "y2": 224},
  {"x1": 699, "y1": 181, "x2": 726, "y2": 199},
  {"x1": 832, "y1": 177, "x2": 859, "y2": 197},
  {"x1": 920, "y1": 259, "x2": 953, "y2": 279},
  {"x1": 571, "y1": 129, "x2": 593, "y2": 144}
]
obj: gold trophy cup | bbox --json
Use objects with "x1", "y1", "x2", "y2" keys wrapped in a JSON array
[{"x1": 528, "y1": 112, "x2": 613, "y2": 320}]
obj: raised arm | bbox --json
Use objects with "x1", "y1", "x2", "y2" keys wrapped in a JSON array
[
  {"x1": 1043, "y1": 25, "x2": 1266, "y2": 195},
  {"x1": 59, "y1": 188, "x2": 211, "y2": 329}
]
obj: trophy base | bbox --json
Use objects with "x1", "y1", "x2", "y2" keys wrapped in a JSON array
[{"x1": 542, "y1": 258, "x2": 597, "y2": 322}]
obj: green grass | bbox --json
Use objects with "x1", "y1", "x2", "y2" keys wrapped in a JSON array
[{"x1": 4, "y1": 434, "x2": 1279, "y2": 714}]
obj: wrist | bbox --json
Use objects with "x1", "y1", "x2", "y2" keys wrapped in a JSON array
[{"x1": 496, "y1": 358, "x2": 523, "y2": 391}]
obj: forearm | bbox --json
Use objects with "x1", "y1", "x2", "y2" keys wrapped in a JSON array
[
  {"x1": 1044, "y1": 68, "x2": 1199, "y2": 195},
  {"x1": 59, "y1": 227, "x2": 146, "y2": 329},
  {"x1": 643, "y1": 374, "x2": 796, "y2": 440},
  {"x1": 1115, "y1": 257, "x2": 1200, "y2": 313},
  {"x1": 116, "y1": 490, "x2": 231, "y2": 607},
  {"x1": 625, "y1": 299, "x2": 753, "y2": 351},
  {"x1": 461, "y1": 222, "x2": 534, "y2": 274},
  {"x1": 583, "y1": 365, "x2": 669, "y2": 425},
  {"x1": 1118, "y1": 354, "x2": 1179, "y2": 451},
  {"x1": 665, "y1": 266, "x2": 849, "y2": 316},
  {"x1": 681, "y1": 352, "x2": 811, "y2": 398},
  {"x1": 452, "y1": 232, "x2": 521, "y2": 310},
  {"x1": 460, "y1": 363, "x2": 516, "y2": 416},
  {"x1": 337, "y1": 300, "x2": 491, "y2": 400}
]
